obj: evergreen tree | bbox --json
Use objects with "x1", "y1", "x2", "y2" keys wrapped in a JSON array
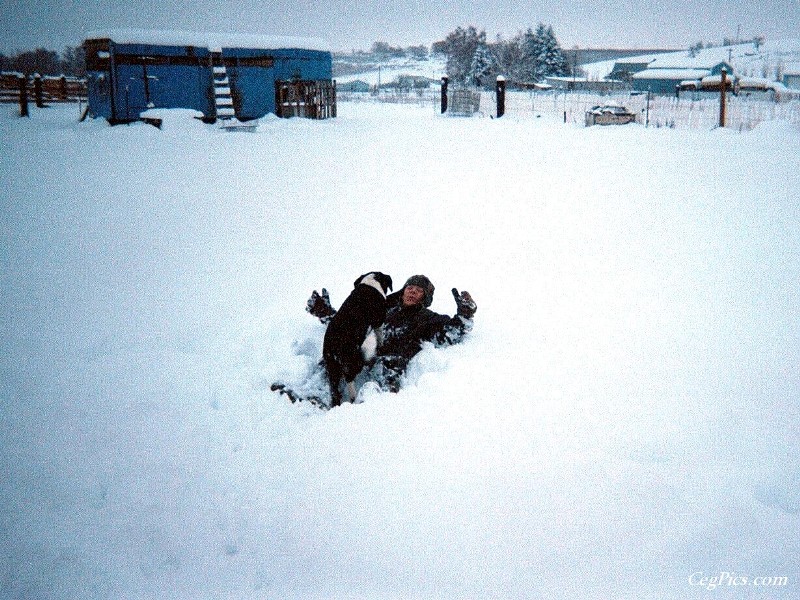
[
  {"x1": 439, "y1": 26, "x2": 486, "y2": 83},
  {"x1": 491, "y1": 34, "x2": 523, "y2": 82},
  {"x1": 518, "y1": 27, "x2": 541, "y2": 82},
  {"x1": 467, "y1": 43, "x2": 494, "y2": 87},
  {"x1": 537, "y1": 24, "x2": 569, "y2": 79},
  {"x1": 435, "y1": 23, "x2": 568, "y2": 86}
]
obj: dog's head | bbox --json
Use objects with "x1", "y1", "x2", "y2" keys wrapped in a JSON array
[{"x1": 355, "y1": 272, "x2": 393, "y2": 296}]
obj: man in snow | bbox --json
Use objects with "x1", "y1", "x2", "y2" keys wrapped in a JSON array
[{"x1": 307, "y1": 275, "x2": 477, "y2": 393}]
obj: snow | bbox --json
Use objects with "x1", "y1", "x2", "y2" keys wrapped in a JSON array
[
  {"x1": 2, "y1": 101, "x2": 799, "y2": 599},
  {"x1": 335, "y1": 54, "x2": 446, "y2": 86}
]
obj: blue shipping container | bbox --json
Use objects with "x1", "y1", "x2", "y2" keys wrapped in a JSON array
[{"x1": 84, "y1": 30, "x2": 334, "y2": 123}]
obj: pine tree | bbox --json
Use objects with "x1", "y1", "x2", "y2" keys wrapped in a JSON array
[
  {"x1": 518, "y1": 27, "x2": 541, "y2": 83},
  {"x1": 491, "y1": 34, "x2": 523, "y2": 82},
  {"x1": 440, "y1": 26, "x2": 487, "y2": 83},
  {"x1": 538, "y1": 25, "x2": 569, "y2": 79},
  {"x1": 435, "y1": 23, "x2": 568, "y2": 86},
  {"x1": 467, "y1": 43, "x2": 494, "y2": 87}
]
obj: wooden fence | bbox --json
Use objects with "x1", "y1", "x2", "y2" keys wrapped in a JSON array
[{"x1": 1, "y1": 72, "x2": 87, "y2": 105}]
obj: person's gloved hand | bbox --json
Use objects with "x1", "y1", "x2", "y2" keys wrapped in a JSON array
[
  {"x1": 306, "y1": 288, "x2": 336, "y2": 323},
  {"x1": 452, "y1": 288, "x2": 477, "y2": 319}
]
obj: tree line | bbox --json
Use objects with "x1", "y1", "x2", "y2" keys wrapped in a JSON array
[
  {"x1": 432, "y1": 24, "x2": 571, "y2": 88},
  {"x1": 1, "y1": 46, "x2": 86, "y2": 77}
]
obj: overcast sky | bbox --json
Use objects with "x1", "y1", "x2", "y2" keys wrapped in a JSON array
[{"x1": 2, "y1": 0, "x2": 798, "y2": 54}]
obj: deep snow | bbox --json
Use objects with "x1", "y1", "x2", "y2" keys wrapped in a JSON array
[{"x1": 1, "y1": 101, "x2": 799, "y2": 599}]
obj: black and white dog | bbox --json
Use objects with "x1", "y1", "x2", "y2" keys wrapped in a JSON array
[{"x1": 323, "y1": 272, "x2": 393, "y2": 406}]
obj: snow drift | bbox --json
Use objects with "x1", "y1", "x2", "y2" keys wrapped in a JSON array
[{"x1": 1, "y1": 102, "x2": 798, "y2": 599}]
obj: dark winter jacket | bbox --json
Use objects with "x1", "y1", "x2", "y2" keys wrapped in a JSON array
[{"x1": 377, "y1": 290, "x2": 472, "y2": 362}]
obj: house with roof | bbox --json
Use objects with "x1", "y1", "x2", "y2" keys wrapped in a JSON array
[
  {"x1": 84, "y1": 29, "x2": 336, "y2": 123},
  {"x1": 630, "y1": 56, "x2": 734, "y2": 94}
]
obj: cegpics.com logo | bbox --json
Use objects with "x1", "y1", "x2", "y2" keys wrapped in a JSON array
[{"x1": 689, "y1": 571, "x2": 788, "y2": 590}]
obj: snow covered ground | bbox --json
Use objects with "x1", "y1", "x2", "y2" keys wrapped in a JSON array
[{"x1": 2, "y1": 101, "x2": 799, "y2": 599}]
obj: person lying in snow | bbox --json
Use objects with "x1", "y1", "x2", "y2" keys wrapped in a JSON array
[{"x1": 307, "y1": 274, "x2": 477, "y2": 394}]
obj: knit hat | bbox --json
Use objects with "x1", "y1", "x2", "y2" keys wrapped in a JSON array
[{"x1": 403, "y1": 274, "x2": 435, "y2": 307}]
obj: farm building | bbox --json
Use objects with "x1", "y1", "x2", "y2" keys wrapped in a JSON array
[
  {"x1": 83, "y1": 29, "x2": 335, "y2": 123},
  {"x1": 608, "y1": 60, "x2": 654, "y2": 82},
  {"x1": 631, "y1": 57, "x2": 734, "y2": 94}
]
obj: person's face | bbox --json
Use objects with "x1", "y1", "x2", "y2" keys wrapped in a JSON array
[{"x1": 402, "y1": 285, "x2": 426, "y2": 307}]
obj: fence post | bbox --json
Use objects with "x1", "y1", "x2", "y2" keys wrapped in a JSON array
[
  {"x1": 440, "y1": 76, "x2": 448, "y2": 114},
  {"x1": 60, "y1": 75, "x2": 68, "y2": 100},
  {"x1": 495, "y1": 76, "x2": 505, "y2": 118},
  {"x1": 18, "y1": 75, "x2": 29, "y2": 117},
  {"x1": 719, "y1": 68, "x2": 727, "y2": 127},
  {"x1": 34, "y1": 73, "x2": 44, "y2": 108}
]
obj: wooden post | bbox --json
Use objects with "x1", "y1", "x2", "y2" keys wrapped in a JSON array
[
  {"x1": 60, "y1": 75, "x2": 68, "y2": 100},
  {"x1": 719, "y1": 68, "x2": 727, "y2": 127},
  {"x1": 18, "y1": 75, "x2": 29, "y2": 117},
  {"x1": 495, "y1": 76, "x2": 505, "y2": 118},
  {"x1": 440, "y1": 76, "x2": 448, "y2": 114},
  {"x1": 34, "y1": 73, "x2": 44, "y2": 108}
]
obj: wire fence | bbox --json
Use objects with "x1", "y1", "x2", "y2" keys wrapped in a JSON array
[{"x1": 338, "y1": 87, "x2": 800, "y2": 131}]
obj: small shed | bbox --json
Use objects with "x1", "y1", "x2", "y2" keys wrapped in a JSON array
[{"x1": 84, "y1": 29, "x2": 336, "y2": 123}]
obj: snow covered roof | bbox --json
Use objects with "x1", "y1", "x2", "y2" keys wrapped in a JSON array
[
  {"x1": 632, "y1": 68, "x2": 711, "y2": 80},
  {"x1": 613, "y1": 58, "x2": 656, "y2": 66},
  {"x1": 648, "y1": 56, "x2": 728, "y2": 70},
  {"x1": 84, "y1": 28, "x2": 330, "y2": 52}
]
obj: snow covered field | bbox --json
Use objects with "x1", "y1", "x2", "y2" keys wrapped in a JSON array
[{"x1": 2, "y1": 102, "x2": 799, "y2": 599}]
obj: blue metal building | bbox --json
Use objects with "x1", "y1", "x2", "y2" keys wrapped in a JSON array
[
  {"x1": 84, "y1": 29, "x2": 335, "y2": 123},
  {"x1": 631, "y1": 59, "x2": 734, "y2": 95}
]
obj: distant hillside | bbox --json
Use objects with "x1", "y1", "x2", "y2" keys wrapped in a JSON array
[
  {"x1": 572, "y1": 48, "x2": 679, "y2": 65},
  {"x1": 333, "y1": 39, "x2": 800, "y2": 87},
  {"x1": 581, "y1": 38, "x2": 800, "y2": 81},
  {"x1": 333, "y1": 52, "x2": 446, "y2": 86}
]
